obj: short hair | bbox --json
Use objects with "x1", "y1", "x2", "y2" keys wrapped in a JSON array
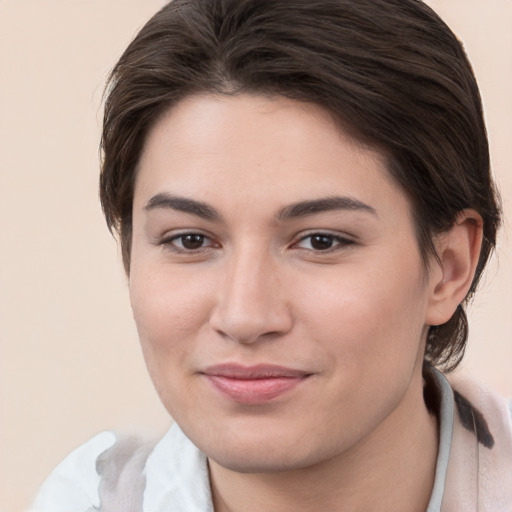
[{"x1": 100, "y1": 0, "x2": 501, "y2": 371}]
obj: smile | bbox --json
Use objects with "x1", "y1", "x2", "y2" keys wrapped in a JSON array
[{"x1": 201, "y1": 364, "x2": 311, "y2": 404}]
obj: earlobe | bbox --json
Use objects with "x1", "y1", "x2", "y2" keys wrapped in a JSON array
[{"x1": 425, "y1": 209, "x2": 483, "y2": 326}]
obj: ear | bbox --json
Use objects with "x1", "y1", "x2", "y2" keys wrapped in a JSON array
[{"x1": 425, "y1": 209, "x2": 483, "y2": 326}]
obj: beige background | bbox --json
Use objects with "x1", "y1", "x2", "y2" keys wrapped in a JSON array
[{"x1": 0, "y1": 1, "x2": 510, "y2": 511}]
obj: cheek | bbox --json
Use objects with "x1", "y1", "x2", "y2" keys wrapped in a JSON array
[
  {"x1": 129, "y1": 265, "x2": 213, "y2": 372},
  {"x1": 294, "y1": 260, "x2": 428, "y2": 371},
  {"x1": 129, "y1": 265, "x2": 218, "y2": 417},
  {"x1": 131, "y1": 263, "x2": 209, "y2": 331}
]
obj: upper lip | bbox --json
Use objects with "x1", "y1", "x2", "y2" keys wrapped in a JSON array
[{"x1": 201, "y1": 364, "x2": 311, "y2": 379}]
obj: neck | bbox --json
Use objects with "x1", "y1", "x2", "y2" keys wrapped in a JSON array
[{"x1": 209, "y1": 372, "x2": 438, "y2": 512}]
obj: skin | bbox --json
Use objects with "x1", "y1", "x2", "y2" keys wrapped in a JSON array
[{"x1": 129, "y1": 93, "x2": 482, "y2": 511}]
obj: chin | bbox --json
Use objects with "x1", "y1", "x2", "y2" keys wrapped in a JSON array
[
  {"x1": 191, "y1": 423, "x2": 334, "y2": 474},
  {"x1": 208, "y1": 446, "x2": 319, "y2": 474}
]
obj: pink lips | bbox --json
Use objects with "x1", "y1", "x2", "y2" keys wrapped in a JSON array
[{"x1": 202, "y1": 364, "x2": 310, "y2": 404}]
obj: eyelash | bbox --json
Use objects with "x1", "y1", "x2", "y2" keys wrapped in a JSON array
[
  {"x1": 158, "y1": 232, "x2": 218, "y2": 253},
  {"x1": 158, "y1": 231, "x2": 354, "y2": 254},
  {"x1": 293, "y1": 232, "x2": 355, "y2": 252}
]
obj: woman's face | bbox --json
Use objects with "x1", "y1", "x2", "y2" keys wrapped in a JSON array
[{"x1": 130, "y1": 94, "x2": 441, "y2": 472}]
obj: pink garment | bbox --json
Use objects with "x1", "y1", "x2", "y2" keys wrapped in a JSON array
[{"x1": 443, "y1": 375, "x2": 512, "y2": 511}]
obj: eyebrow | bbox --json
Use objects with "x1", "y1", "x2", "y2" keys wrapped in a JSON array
[
  {"x1": 144, "y1": 193, "x2": 221, "y2": 221},
  {"x1": 144, "y1": 193, "x2": 376, "y2": 222},
  {"x1": 277, "y1": 196, "x2": 377, "y2": 220}
]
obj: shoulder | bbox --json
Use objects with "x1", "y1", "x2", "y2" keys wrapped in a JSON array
[
  {"x1": 448, "y1": 373, "x2": 512, "y2": 445},
  {"x1": 448, "y1": 373, "x2": 512, "y2": 508},
  {"x1": 31, "y1": 431, "x2": 117, "y2": 512},
  {"x1": 31, "y1": 424, "x2": 213, "y2": 512}
]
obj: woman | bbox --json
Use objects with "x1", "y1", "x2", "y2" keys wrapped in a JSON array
[{"x1": 33, "y1": 0, "x2": 511, "y2": 510}]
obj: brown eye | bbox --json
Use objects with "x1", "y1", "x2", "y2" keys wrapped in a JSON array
[
  {"x1": 180, "y1": 234, "x2": 206, "y2": 250},
  {"x1": 160, "y1": 232, "x2": 216, "y2": 252},
  {"x1": 310, "y1": 235, "x2": 335, "y2": 250},
  {"x1": 295, "y1": 232, "x2": 354, "y2": 252}
]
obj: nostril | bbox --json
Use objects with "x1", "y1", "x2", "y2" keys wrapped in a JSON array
[{"x1": 209, "y1": 299, "x2": 293, "y2": 345}]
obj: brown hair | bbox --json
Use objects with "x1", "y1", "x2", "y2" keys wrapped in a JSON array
[{"x1": 100, "y1": 0, "x2": 501, "y2": 371}]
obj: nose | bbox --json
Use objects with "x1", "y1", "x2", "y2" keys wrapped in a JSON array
[{"x1": 209, "y1": 246, "x2": 293, "y2": 344}]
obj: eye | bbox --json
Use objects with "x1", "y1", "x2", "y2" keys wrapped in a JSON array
[
  {"x1": 159, "y1": 232, "x2": 218, "y2": 252},
  {"x1": 294, "y1": 233, "x2": 354, "y2": 252}
]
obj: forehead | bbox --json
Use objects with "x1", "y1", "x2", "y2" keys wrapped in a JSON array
[{"x1": 134, "y1": 93, "x2": 411, "y2": 222}]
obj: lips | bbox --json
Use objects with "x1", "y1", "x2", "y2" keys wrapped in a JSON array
[{"x1": 201, "y1": 364, "x2": 311, "y2": 404}]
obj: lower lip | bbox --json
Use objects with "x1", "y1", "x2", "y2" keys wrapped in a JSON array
[{"x1": 205, "y1": 375, "x2": 307, "y2": 404}]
